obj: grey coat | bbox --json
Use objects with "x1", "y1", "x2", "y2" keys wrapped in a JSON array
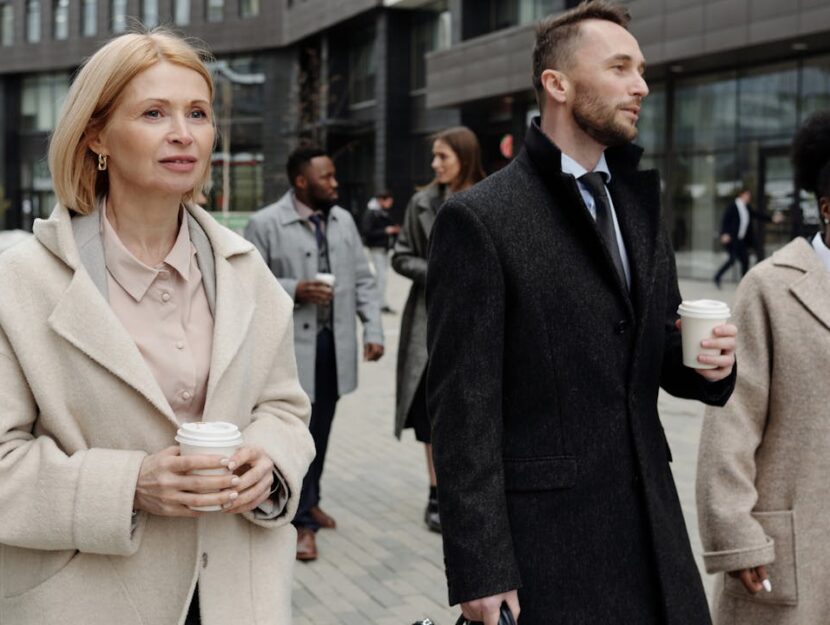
[
  {"x1": 698, "y1": 238, "x2": 830, "y2": 625},
  {"x1": 391, "y1": 184, "x2": 444, "y2": 438},
  {"x1": 245, "y1": 191, "x2": 383, "y2": 402}
]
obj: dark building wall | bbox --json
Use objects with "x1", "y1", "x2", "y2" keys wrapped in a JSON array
[
  {"x1": 0, "y1": 0, "x2": 285, "y2": 74},
  {"x1": 261, "y1": 48, "x2": 300, "y2": 203},
  {"x1": 426, "y1": 0, "x2": 830, "y2": 109},
  {"x1": 282, "y1": 0, "x2": 377, "y2": 45}
]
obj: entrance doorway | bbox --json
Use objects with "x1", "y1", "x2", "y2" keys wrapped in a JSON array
[{"x1": 757, "y1": 147, "x2": 797, "y2": 261}]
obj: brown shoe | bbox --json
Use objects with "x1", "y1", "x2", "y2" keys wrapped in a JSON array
[
  {"x1": 296, "y1": 527, "x2": 318, "y2": 561},
  {"x1": 310, "y1": 505, "x2": 337, "y2": 529}
]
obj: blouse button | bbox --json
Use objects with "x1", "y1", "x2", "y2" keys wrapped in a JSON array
[
  {"x1": 182, "y1": 391, "x2": 192, "y2": 400},
  {"x1": 176, "y1": 341, "x2": 185, "y2": 350},
  {"x1": 161, "y1": 292, "x2": 171, "y2": 302}
]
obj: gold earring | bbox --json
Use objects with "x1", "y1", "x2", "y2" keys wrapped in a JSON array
[{"x1": 98, "y1": 153, "x2": 108, "y2": 171}]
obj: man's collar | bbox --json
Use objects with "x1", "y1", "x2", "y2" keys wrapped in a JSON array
[
  {"x1": 523, "y1": 116, "x2": 643, "y2": 178},
  {"x1": 561, "y1": 151, "x2": 612, "y2": 184}
]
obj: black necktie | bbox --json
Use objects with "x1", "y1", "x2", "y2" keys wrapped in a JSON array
[
  {"x1": 308, "y1": 213, "x2": 325, "y2": 249},
  {"x1": 579, "y1": 172, "x2": 628, "y2": 291}
]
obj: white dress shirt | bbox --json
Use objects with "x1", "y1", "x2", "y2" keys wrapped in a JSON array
[
  {"x1": 561, "y1": 152, "x2": 632, "y2": 288},
  {"x1": 735, "y1": 197, "x2": 750, "y2": 241},
  {"x1": 812, "y1": 233, "x2": 830, "y2": 271}
]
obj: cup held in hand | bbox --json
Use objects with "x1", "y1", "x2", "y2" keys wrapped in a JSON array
[
  {"x1": 677, "y1": 299, "x2": 730, "y2": 369},
  {"x1": 175, "y1": 421, "x2": 243, "y2": 511},
  {"x1": 315, "y1": 272, "x2": 335, "y2": 287}
]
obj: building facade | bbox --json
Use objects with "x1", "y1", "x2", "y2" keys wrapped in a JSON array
[{"x1": 1, "y1": 0, "x2": 829, "y2": 278}]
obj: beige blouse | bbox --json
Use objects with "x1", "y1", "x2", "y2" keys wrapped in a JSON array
[{"x1": 101, "y1": 202, "x2": 213, "y2": 424}]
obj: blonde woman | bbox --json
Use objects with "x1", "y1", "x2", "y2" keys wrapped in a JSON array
[{"x1": 0, "y1": 30, "x2": 314, "y2": 624}]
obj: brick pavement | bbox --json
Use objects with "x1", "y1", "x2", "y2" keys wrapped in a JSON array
[{"x1": 291, "y1": 269, "x2": 739, "y2": 624}]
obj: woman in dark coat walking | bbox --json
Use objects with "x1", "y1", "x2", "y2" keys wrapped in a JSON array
[{"x1": 392, "y1": 127, "x2": 484, "y2": 532}]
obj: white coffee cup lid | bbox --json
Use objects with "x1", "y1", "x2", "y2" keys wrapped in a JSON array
[
  {"x1": 677, "y1": 299, "x2": 731, "y2": 320},
  {"x1": 175, "y1": 421, "x2": 243, "y2": 447}
]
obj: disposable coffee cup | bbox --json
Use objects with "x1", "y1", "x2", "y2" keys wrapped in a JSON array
[
  {"x1": 677, "y1": 299, "x2": 731, "y2": 369},
  {"x1": 175, "y1": 421, "x2": 243, "y2": 511},
  {"x1": 315, "y1": 272, "x2": 335, "y2": 287}
]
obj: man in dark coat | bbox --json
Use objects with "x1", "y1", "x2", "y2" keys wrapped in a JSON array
[
  {"x1": 425, "y1": 3, "x2": 738, "y2": 624},
  {"x1": 713, "y1": 189, "x2": 783, "y2": 287}
]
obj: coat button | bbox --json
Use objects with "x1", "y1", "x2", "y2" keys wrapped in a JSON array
[
  {"x1": 306, "y1": 251, "x2": 312, "y2": 257},
  {"x1": 303, "y1": 323, "x2": 310, "y2": 330},
  {"x1": 201, "y1": 552, "x2": 208, "y2": 569},
  {"x1": 614, "y1": 320, "x2": 629, "y2": 335}
]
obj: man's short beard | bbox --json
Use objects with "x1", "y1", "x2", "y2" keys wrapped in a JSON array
[{"x1": 572, "y1": 90, "x2": 637, "y2": 148}]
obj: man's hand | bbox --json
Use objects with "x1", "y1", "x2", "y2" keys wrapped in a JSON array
[
  {"x1": 385, "y1": 225, "x2": 401, "y2": 235},
  {"x1": 729, "y1": 565, "x2": 770, "y2": 594},
  {"x1": 133, "y1": 446, "x2": 240, "y2": 517},
  {"x1": 364, "y1": 343, "x2": 384, "y2": 361},
  {"x1": 675, "y1": 320, "x2": 737, "y2": 382},
  {"x1": 295, "y1": 280, "x2": 334, "y2": 305},
  {"x1": 772, "y1": 211, "x2": 785, "y2": 225},
  {"x1": 719, "y1": 233, "x2": 731, "y2": 246},
  {"x1": 460, "y1": 591, "x2": 520, "y2": 625},
  {"x1": 221, "y1": 445, "x2": 276, "y2": 514}
]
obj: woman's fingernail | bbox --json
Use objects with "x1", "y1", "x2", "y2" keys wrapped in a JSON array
[
  {"x1": 227, "y1": 461, "x2": 237, "y2": 471},
  {"x1": 231, "y1": 476, "x2": 241, "y2": 486},
  {"x1": 762, "y1": 579, "x2": 772, "y2": 593},
  {"x1": 219, "y1": 458, "x2": 230, "y2": 466},
  {"x1": 229, "y1": 491, "x2": 239, "y2": 500}
]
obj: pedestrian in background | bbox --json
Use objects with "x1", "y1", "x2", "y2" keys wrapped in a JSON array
[
  {"x1": 713, "y1": 188, "x2": 783, "y2": 288},
  {"x1": 362, "y1": 189, "x2": 399, "y2": 313},
  {"x1": 426, "y1": 3, "x2": 737, "y2": 623},
  {"x1": 697, "y1": 111, "x2": 830, "y2": 625},
  {"x1": 392, "y1": 126, "x2": 484, "y2": 533},
  {"x1": 245, "y1": 144, "x2": 384, "y2": 562},
  {"x1": 0, "y1": 30, "x2": 314, "y2": 624}
]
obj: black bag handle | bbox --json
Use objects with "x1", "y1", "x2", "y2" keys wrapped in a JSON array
[{"x1": 454, "y1": 602, "x2": 517, "y2": 625}]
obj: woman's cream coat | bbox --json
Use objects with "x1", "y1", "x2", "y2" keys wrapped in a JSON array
[
  {"x1": 0, "y1": 204, "x2": 314, "y2": 624},
  {"x1": 697, "y1": 238, "x2": 830, "y2": 625}
]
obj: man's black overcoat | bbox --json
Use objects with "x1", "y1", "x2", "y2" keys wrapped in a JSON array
[{"x1": 426, "y1": 120, "x2": 736, "y2": 625}]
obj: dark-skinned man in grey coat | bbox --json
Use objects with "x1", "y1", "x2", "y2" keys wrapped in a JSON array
[{"x1": 426, "y1": 3, "x2": 738, "y2": 624}]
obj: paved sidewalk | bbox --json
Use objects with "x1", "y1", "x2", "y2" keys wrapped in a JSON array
[{"x1": 291, "y1": 270, "x2": 738, "y2": 625}]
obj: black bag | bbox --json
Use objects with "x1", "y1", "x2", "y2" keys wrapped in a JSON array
[{"x1": 454, "y1": 602, "x2": 517, "y2": 625}]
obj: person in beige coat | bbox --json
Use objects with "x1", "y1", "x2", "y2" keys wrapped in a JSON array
[
  {"x1": 0, "y1": 30, "x2": 314, "y2": 625},
  {"x1": 697, "y1": 111, "x2": 830, "y2": 625}
]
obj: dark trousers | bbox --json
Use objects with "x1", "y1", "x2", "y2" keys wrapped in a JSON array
[
  {"x1": 185, "y1": 586, "x2": 199, "y2": 625},
  {"x1": 293, "y1": 328, "x2": 339, "y2": 531},
  {"x1": 714, "y1": 239, "x2": 749, "y2": 282}
]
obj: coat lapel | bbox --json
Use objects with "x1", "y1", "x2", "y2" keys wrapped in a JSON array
[
  {"x1": 47, "y1": 269, "x2": 178, "y2": 424},
  {"x1": 607, "y1": 166, "x2": 661, "y2": 320},
  {"x1": 777, "y1": 238, "x2": 830, "y2": 332}
]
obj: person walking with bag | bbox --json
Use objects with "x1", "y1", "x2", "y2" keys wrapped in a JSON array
[{"x1": 392, "y1": 127, "x2": 484, "y2": 533}]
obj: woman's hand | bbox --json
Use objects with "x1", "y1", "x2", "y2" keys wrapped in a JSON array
[
  {"x1": 221, "y1": 445, "x2": 276, "y2": 514},
  {"x1": 728, "y1": 565, "x2": 771, "y2": 594},
  {"x1": 133, "y1": 446, "x2": 240, "y2": 517}
]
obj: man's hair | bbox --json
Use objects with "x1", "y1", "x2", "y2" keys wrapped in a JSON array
[
  {"x1": 286, "y1": 142, "x2": 329, "y2": 188},
  {"x1": 376, "y1": 188, "x2": 392, "y2": 199},
  {"x1": 792, "y1": 111, "x2": 830, "y2": 200},
  {"x1": 532, "y1": 1, "x2": 631, "y2": 107}
]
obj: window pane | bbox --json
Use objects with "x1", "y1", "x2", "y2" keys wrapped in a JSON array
[
  {"x1": 674, "y1": 72, "x2": 737, "y2": 151},
  {"x1": 206, "y1": 0, "x2": 223, "y2": 22},
  {"x1": 738, "y1": 63, "x2": 797, "y2": 140},
  {"x1": 112, "y1": 0, "x2": 127, "y2": 33},
  {"x1": 637, "y1": 83, "x2": 665, "y2": 155},
  {"x1": 53, "y1": 0, "x2": 69, "y2": 40},
  {"x1": 240, "y1": 0, "x2": 259, "y2": 18},
  {"x1": 27, "y1": 0, "x2": 41, "y2": 43},
  {"x1": 1, "y1": 4, "x2": 13, "y2": 46},
  {"x1": 82, "y1": 0, "x2": 97, "y2": 36},
  {"x1": 174, "y1": 0, "x2": 190, "y2": 25},
  {"x1": 801, "y1": 55, "x2": 830, "y2": 119},
  {"x1": 350, "y1": 37, "x2": 376, "y2": 105},
  {"x1": 670, "y1": 152, "x2": 739, "y2": 279},
  {"x1": 142, "y1": 0, "x2": 158, "y2": 27},
  {"x1": 21, "y1": 73, "x2": 70, "y2": 132}
]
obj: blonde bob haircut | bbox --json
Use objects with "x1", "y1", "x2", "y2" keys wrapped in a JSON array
[{"x1": 48, "y1": 29, "x2": 215, "y2": 215}]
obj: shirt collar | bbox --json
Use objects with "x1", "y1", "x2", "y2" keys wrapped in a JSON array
[
  {"x1": 292, "y1": 191, "x2": 325, "y2": 222},
  {"x1": 811, "y1": 233, "x2": 830, "y2": 272},
  {"x1": 735, "y1": 197, "x2": 747, "y2": 211},
  {"x1": 101, "y1": 198, "x2": 194, "y2": 302},
  {"x1": 561, "y1": 151, "x2": 612, "y2": 184}
]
